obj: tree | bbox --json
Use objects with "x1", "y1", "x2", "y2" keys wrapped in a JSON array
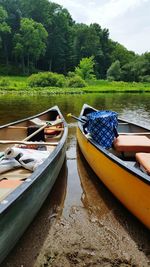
[
  {"x1": 45, "y1": 5, "x2": 74, "y2": 73},
  {"x1": 107, "y1": 60, "x2": 121, "y2": 81},
  {"x1": 0, "y1": 5, "x2": 11, "y2": 64},
  {"x1": 90, "y1": 24, "x2": 113, "y2": 78},
  {"x1": 111, "y1": 42, "x2": 135, "y2": 66},
  {"x1": 72, "y1": 23, "x2": 101, "y2": 67},
  {"x1": 121, "y1": 53, "x2": 150, "y2": 82},
  {"x1": 13, "y1": 17, "x2": 48, "y2": 73},
  {"x1": 75, "y1": 56, "x2": 95, "y2": 80},
  {"x1": 0, "y1": 0, "x2": 149, "y2": 78}
]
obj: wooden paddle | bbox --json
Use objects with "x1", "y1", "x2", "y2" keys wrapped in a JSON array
[
  {"x1": 67, "y1": 113, "x2": 86, "y2": 123},
  {"x1": 0, "y1": 118, "x2": 63, "y2": 145},
  {"x1": 25, "y1": 118, "x2": 63, "y2": 141},
  {"x1": 23, "y1": 123, "x2": 48, "y2": 142}
]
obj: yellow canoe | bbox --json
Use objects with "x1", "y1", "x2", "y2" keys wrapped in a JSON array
[{"x1": 77, "y1": 104, "x2": 150, "y2": 229}]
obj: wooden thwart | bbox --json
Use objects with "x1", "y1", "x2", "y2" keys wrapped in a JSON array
[
  {"x1": 8, "y1": 126, "x2": 64, "y2": 131},
  {"x1": 0, "y1": 140, "x2": 58, "y2": 146},
  {"x1": 119, "y1": 132, "x2": 150, "y2": 135}
]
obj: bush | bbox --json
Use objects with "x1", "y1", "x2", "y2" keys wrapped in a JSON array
[
  {"x1": 0, "y1": 78, "x2": 10, "y2": 87},
  {"x1": 67, "y1": 71, "x2": 76, "y2": 78},
  {"x1": 107, "y1": 60, "x2": 121, "y2": 81},
  {"x1": 107, "y1": 76, "x2": 115, "y2": 81},
  {"x1": 67, "y1": 75, "x2": 87, "y2": 88},
  {"x1": 28, "y1": 72, "x2": 66, "y2": 87},
  {"x1": 75, "y1": 57, "x2": 96, "y2": 80},
  {"x1": 140, "y1": 75, "x2": 150, "y2": 82}
]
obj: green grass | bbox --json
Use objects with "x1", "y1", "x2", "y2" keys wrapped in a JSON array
[
  {"x1": 0, "y1": 76, "x2": 27, "y2": 90},
  {"x1": 0, "y1": 76, "x2": 150, "y2": 93},
  {"x1": 86, "y1": 80, "x2": 150, "y2": 92}
]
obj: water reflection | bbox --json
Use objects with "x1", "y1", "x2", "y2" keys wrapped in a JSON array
[
  {"x1": 77, "y1": 145, "x2": 117, "y2": 219},
  {"x1": 0, "y1": 93, "x2": 150, "y2": 126},
  {"x1": 62, "y1": 122, "x2": 83, "y2": 218}
]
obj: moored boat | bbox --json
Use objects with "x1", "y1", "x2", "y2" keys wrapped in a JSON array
[
  {"x1": 0, "y1": 106, "x2": 68, "y2": 264},
  {"x1": 77, "y1": 104, "x2": 150, "y2": 229}
]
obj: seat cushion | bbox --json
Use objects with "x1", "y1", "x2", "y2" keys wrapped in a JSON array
[
  {"x1": 136, "y1": 153, "x2": 150, "y2": 175},
  {"x1": 113, "y1": 135, "x2": 150, "y2": 152}
]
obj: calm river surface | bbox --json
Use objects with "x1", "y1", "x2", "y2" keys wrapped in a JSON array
[{"x1": 1, "y1": 92, "x2": 150, "y2": 267}]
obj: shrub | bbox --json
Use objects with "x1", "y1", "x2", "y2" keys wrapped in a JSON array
[
  {"x1": 75, "y1": 57, "x2": 96, "y2": 80},
  {"x1": 107, "y1": 60, "x2": 121, "y2": 81},
  {"x1": 28, "y1": 72, "x2": 66, "y2": 87},
  {"x1": 67, "y1": 75, "x2": 87, "y2": 88},
  {"x1": 140, "y1": 75, "x2": 150, "y2": 82},
  {"x1": 67, "y1": 71, "x2": 76, "y2": 78},
  {"x1": 0, "y1": 78, "x2": 10, "y2": 87},
  {"x1": 107, "y1": 76, "x2": 115, "y2": 81}
]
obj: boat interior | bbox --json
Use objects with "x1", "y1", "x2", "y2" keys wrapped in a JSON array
[
  {"x1": 81, "y1": 107, "x2": 150, "y2": 177},
  {"x1": 0, "y1": 109, "x2": 64, "y2": 202}
]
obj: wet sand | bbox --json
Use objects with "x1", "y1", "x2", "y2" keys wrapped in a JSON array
[{"x1": 1, "y1": 124, "x2": 150, "y2": 267}]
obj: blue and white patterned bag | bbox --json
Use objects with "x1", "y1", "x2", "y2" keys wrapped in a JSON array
[{"x1": 86, "y1": 110, "x2": 118, "y2": 149}]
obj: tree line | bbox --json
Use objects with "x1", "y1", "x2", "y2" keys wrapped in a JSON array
[{"x1": 0, "y1": 0, "x2": 149, "y2": 82}]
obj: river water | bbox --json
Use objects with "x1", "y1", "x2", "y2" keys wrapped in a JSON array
[{"x1": 1, "y1": 92, "x2": 150, "y2": 267}]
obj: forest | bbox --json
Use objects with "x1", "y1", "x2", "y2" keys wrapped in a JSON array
[{"x1": 0, "y1": 0, "x2": 149, "y2": 82}]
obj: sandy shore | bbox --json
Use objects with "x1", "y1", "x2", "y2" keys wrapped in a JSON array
[
  {"x1": 34, "y1": 146, "x2": 150, "y2": 267},
  {"x1": 35, "y1": 207, "x2": 150, "y2": 267}
]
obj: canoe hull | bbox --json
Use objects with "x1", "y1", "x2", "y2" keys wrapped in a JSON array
[
  {"x1": 0, "y1": 106, "x2": 68, "y2": 263},
  {"x1": 0, "y1": 142, "x2": 66, "y2": 263},
  {"x1": 77, "y1": 127, "x2": 150, "y2": 229}
]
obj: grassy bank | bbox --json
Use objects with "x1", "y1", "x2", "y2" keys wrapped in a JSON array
[{"x1": 0, "y1": 76, "x2": 150, "y2": 94}]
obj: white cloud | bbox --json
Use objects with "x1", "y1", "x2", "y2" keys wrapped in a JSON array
[{"x1": 53, "y1": 0, "x2": 150, "y2": 54}]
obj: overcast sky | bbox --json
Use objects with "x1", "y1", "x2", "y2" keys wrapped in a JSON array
[{"x1": 53, "y1": 0, "x2": 150, "y2": 55}]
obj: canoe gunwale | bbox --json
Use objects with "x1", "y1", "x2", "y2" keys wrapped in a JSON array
[
  {"x1": 0, "y1": 106, "x2": 68, "y2": 215},
  {"x1": 77, "y1": 104, "x2": 150, "y2": 185},
  {"x1": 0, "y1": 105, "x2": 61, "y2": 130}
]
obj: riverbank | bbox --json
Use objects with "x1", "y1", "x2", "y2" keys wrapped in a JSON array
[{"x1": 0, "y1": 76, "x2": 150, "y2": 94}]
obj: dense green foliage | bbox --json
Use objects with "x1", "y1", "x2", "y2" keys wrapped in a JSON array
[
  {"x1": 28, "y1": 72, "x2": 66, "y2": 87},
  {"x1": 0, "y1": 76, "x2": 150, "y2": 93},
  {"x1": 28, "y1": 71, "x2": 86, "y2": 88},
  {"x1": 107, "y1": 60, "x2": 121, "y2": 81},
  {"x1": 0, "y1": 0, "x2": 149, "y2": 82},
  {"x1": 67, "y1": 75, "x2": 87, "y2": 88},
  {"x1": 13, "y1": 18, "x2": 48, "y2": 74},
  {"x1": 75, "y1": 57, "x2": 95, "y2": 80}
]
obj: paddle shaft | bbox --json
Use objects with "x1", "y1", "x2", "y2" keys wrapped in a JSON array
[
  {"x1": 68, "y1": 114, "x2": 85, "y2": 123},
  {"x1": 23, "y1": 119, "x2": 63, "y2": 141},
  {"x1": 23, "y1": 124, "x2": 46, "y2": 141}
]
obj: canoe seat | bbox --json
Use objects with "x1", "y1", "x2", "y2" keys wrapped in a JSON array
[
  {"x1": 0, "y1": 179, "x2": 23, "y2": 201},
  {"x1": 136, "y1": 153, "x2": 150, "y2": 175},
  {"x1": 44, "y1": 128, "x2": 60, "y2": 136},
  {"x1": 113, "y1": 135, "x2": 150, "y2": 153}
]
